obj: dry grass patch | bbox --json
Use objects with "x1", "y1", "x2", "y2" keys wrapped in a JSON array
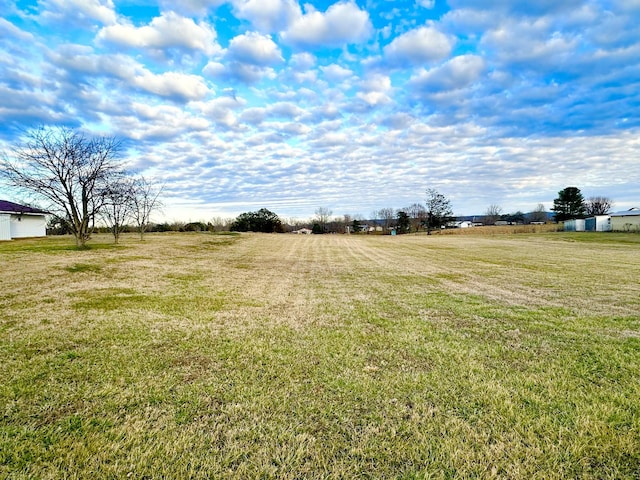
[{"x1": 1, "y1": 231, "x2": 639, "y2": 478}]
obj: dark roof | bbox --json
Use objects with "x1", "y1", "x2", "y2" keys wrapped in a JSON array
[{"x1": 0, "y1": 200, "x2": 49, "y2": 215}]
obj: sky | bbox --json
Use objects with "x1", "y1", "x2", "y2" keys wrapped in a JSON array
[{"x1": 1, "y1": 0, "x2": 639, "y2": 222}]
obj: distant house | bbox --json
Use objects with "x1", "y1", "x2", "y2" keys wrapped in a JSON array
[
  {"x1": 0, "y1": 200, "x2": 48, "y2": 240},
  {"x1": 610, "y1": 208, "x2": 640, "y2": 232},
  {"x1": 292, "y1": 228, "x2": 312, "y2": 234}
]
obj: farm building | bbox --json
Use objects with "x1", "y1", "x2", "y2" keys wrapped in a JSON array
[
  {"x1": 610, "y1": 208, "x2": 640, "y2": 232},
  {"x1": 585, "y1": 215, "x2": 612, "y2": 232},
  {"x1": 0, "y1": 200, "x2": 48, "y2": 240},
  {"x1": 564, "y1": 219, "x2": 586, "y2": 232},
  {"x1": 449, "y1": 220, "x2": 473, "y2": 228}
]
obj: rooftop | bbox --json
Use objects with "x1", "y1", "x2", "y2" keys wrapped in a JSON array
[
  {"x1": 610, "y1": 208, "x2": 640, "y2": 217},
  {"x1": 0, "y1": 200, "x2": 49, "y2": 215}
]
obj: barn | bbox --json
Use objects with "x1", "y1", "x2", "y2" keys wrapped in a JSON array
[
  {"x1": 610, "y1": 208, "x2": 640, "y2": 232},
  {"x1": 0, "y1": 200, "x2": 48, "y2": 240}
]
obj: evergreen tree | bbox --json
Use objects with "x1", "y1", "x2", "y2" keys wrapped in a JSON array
[{"x1": 552, "y1": 187, "x2": 586, "y2": 221}]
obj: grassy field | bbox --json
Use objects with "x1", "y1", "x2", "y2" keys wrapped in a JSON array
[{"x1": 1, "y1": 231, "x2": 639, "y2": 479}]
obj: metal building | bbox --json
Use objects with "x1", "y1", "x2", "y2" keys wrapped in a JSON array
[
  {"x1": 564, "y1": 219, "x2": 585, "y2": 232},
  {"x1": 585, "y1": 215, "x2": 611, "y2": 232}
]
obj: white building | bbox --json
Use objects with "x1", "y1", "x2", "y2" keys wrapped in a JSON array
[
  {"x1": 610, "y1": 208, "x2": 640, "y2": 232},
  {"x1": 0, "y1": 200, "x2": 48, "y2": 240}
]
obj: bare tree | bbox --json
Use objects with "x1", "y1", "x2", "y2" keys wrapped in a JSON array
[
  {"x1": 341, "y1": 214, "x2": 352, "y2": 233},
  {"x1": 314, "y1": 207, "x2": 332, "y2": 233},
  {"x1": 585, "y1": 196, "x2": 613, "y2": 216},
  {"x1": 1, "y1": 126, "x2": 122, "y2": 247},
  {"x1": 210, "y1": 216, "x2": 231, "y2": 232},
  {"x1": 484, "y1": 204, "x2": 503, "y2": 225},
  {"x1": 100, "y1": 178, "x2": 135, "y2": 244},
  {"x1": 131, "y1": 176, "x2": 164, "y2": 240},
  {"x1": 377, "y1": 207, "x2": 396, "y2": 232},
  {"x1": 405, "y1": 203, "x2": 426, "y2": 232},
  {"x1": 530, "y1": 203, "x2": 547, "y2": 223}
]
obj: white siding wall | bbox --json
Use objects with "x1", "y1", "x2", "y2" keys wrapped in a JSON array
[
  {"x1": 9, "y1": 214, "x2": 47, "y2": 238},
  {"x1": 595, "y1": 216, "x2": 612, "y2": 232},
  {"x1": 0, "y1": 214, "x2": 11, "y2": 241},
  {"x1": 611, "y1": 215, "x2": 640, "y2": 232}
]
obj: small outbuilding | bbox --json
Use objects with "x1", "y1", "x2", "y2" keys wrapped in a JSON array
[
  {"x1": 585, "y1": 215, "x2": 612, "y2": 232},
  {"x1": 0, "y1": 200, "x2": 48, "y2": 240},
  {"x1": 610, "y1": 208, "x2": 640, "y2": 232},
  {"x1": 564, "y1": 219, "x2": 586, "y2": 232}
]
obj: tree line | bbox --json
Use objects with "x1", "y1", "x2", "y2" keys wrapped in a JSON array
[
  {"x1": 2, "y1": 128, "x2": 616, "y2": 243},
  {"x1": 1, "y1": 126, "x2": 162, "y2": 246},
  {"x1": 227, "y1": 186, "x2": 616, "y2": 235},
  {"x1": 229, "y1": 189, "x2": 455, "y2": 235}
]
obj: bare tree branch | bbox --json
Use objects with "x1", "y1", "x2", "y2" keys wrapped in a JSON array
[
  {"x1": 1, "y1": 126, "x2": 123, "y2": 247},
  {"x1": 585, "y1": 196, "x2": 613, "y2": 216},
  {"x1": 131, "y1": 176, "x2": 164, "y2": 240}
]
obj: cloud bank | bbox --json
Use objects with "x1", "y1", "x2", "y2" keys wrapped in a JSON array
[{"x1": 1, "y1": 0, "x2": 639, "y2": 220}]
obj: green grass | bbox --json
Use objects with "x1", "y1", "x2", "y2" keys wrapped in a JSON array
[
  {"x1": 550, "y1": 232, "x2": 640, "y2": 245},
  {"x1": 1, "y1": 232, "x2": 639, "y2": 478}
]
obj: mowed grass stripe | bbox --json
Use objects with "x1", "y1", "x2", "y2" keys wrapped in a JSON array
[{"x1": 1, "y1": 232, "x2": 639, "y2": 479}]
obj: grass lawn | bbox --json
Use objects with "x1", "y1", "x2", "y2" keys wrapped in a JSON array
[{"x1": 1, "y1": 231, "x2": 639, "y2": 478}]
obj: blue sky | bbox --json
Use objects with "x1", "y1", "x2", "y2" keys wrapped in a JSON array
[{"x1": 1, "y1": 0, "x2": 639, "y2": 221}]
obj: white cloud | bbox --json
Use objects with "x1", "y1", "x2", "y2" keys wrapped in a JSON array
[
  {"x1": 40, "y1": 0, "x2": 117, "y2": 26},
  {"x1": 227, "y1": 31, "x2": 283, "y2": 65},
  {"x1": 409, "y1": 54, "x2": 485, "y2": 92},
  {"x1": 0, "y1": 18, "x2": 36, "y2": 42},
  {"x1": 266, "y1": 102, "x2": 305, "y2": 119},
  {"x1": 481, "y1": 19, "x2": 578, "y2": 68},
  {"x1": 287, "y1": 53, "x2": 317, "y2": 83},
  {"x1": 132, "y1": 71, "x2": 210, "y2": 101},
  {"x1": 158, "y1": 0, "x2": 226, "y2": 16},
  {"x1": 239, "y1": 107, "x2": 267, "y2": 125},
  {"x1": 204, "y1": 60, "x2": 277, "y2": 84},
  {"x1": 202, "y1": 61, "x2": 225, "y2": 78},
  {"x1": 109, "y1": 102, "x2": 210, "y2": 140},
  {"x1": 192, "y1": 97, "x2": 246, "y2": 128},
  {"x1": 281, "y1": 1, "x2": 372, "y2": 48},
  {"x1": 357, "y1": 73, "x2": 392, "y2": 106},
  {"x1": 416, "y1": 0, "x2": 436, "y2": 8},
  {"x1": 384, "y1": 26, "x2": 454, "y2": 66},
  {"x1": 97, "y1": 11, "x2": 220, "y2": 55},
  {"x1": 446, "y1": 0, "x2": 585, "y2": 16},
  {"x1": 47, "y1": 46, "x2": 211, "y2": 101},
  {"x1": 231, "y1": 0, "x2": 301, "y2": 32},
  {"x1": 321, "y1": 64, "x2": 353, "y2": 81},
  {"x1": 290, "y1": 52, "x2": 316, "y2": 69},
  {"x1": 3, "y1": 0, "x2": 640, "y2": 220},
  {"x1": 203, "y1": 32, "x2": 282, "y2": 84}
]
